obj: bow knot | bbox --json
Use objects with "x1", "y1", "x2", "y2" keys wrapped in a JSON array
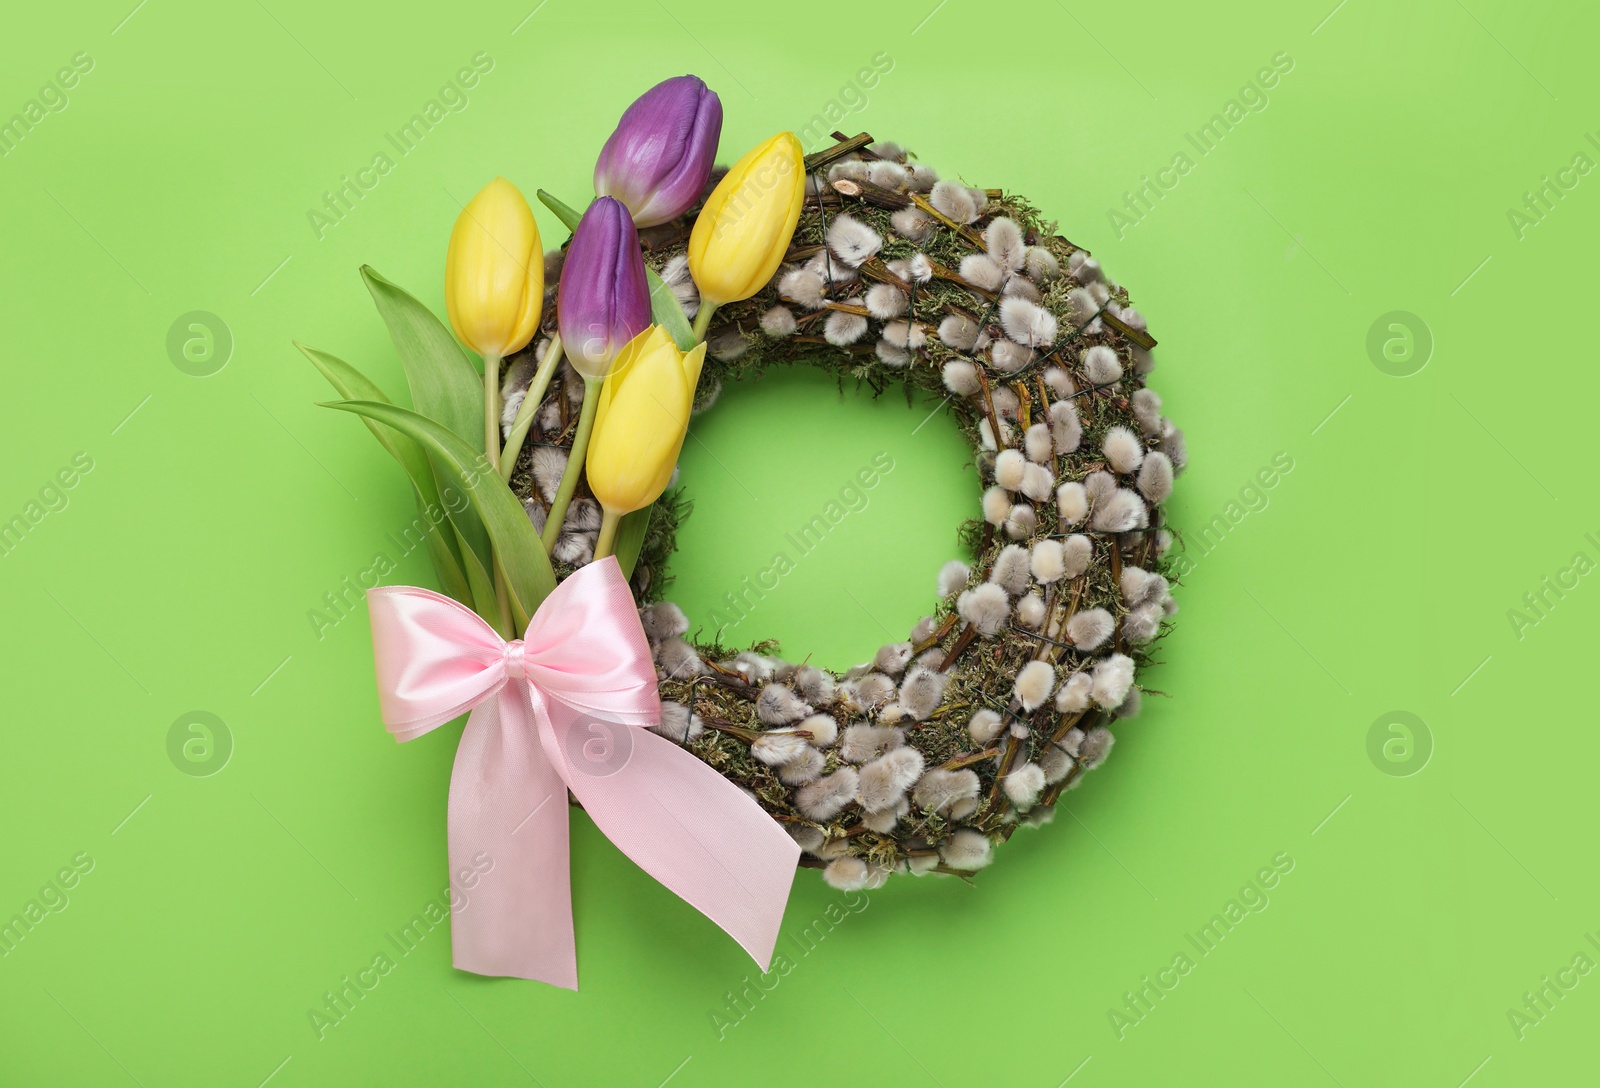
[
  {"x1": 364, "y1": 557, "x2": 798, "y2": 990},
  {"x1": 501, "y1": 639, "x2": 529, "y2": 681}
]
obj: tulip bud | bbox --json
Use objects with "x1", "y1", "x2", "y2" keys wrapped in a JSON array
[
  {"x1": 595, "y1": 75, "x2": 723, "y2": 228},
  {"x1": 558, "y1": 196, "x2": 652, "y2": 380},
  {"x1": 688, "y1": 132, "x2": 805, "y2": 307},
  {"x1": 586, "y1": 325, "x2": 707, "y2": 516},
  {"x1": 445, "y1": 177, "x2": 543, "y2": 358}
]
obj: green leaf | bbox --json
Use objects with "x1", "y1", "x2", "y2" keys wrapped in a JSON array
[
  {"x1": 536, "y1": 189, "x2": 585, "y2": 232},
  {"x1": 358, "y1": 266, "x2": 495, "y2": 599},
  {"x1": 614, "y1": 506, "x2": 652, "y2": 579},
  {"x1": 360, "y1": 266, "x2": 483, "y2": 447},
  {"x1": 294, "y1": 341, "x2": 472, "y2": 607},
  {"x1": 416, "y1": 515, "x2": 474, "y2": 610},
  {"x1": 646, "y1": 268, "x2": 696, "y2": 351},
  {"x1": 430, "y1": 457, "x2": 493, "y2": 601},
  {"x1": 296, "y1": 342, "x2": 411, "y2": 465},
  {"x1": 322, "y1": 401, "x2": 557, "y2": 626},
  {"x1": 455, "y1": 534, "x2": 502, "y2": 630}
]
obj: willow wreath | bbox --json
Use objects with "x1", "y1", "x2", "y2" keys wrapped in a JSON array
[{"x1": 497, "y1": 131, "x2": 1183, "y2": 891}]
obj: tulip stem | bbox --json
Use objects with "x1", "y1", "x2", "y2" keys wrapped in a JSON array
[
  {"x1": 691, "y1": 302, "x2": 717, "y2": 343},
  {"x1": 482, "y1": 352, "x2": 503, "y2": 475},
  {"x1": 500, "y1": 334, "x2": 564, "y2": 483},
  {"x1": 594, "y1": 508, "x2": 621, "y2": 561},
  {"x1": 480, "y1": 351, "x2": 515, "y2": 635},
  {"x1": 540, "y1": 376, "x2": 603, "y2": 551}
]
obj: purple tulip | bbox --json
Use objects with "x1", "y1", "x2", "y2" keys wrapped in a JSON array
[
  {"x1": 594, "y1": 75, "x2": 722, "y2": 228},
  {"x1": 558, "y1": 196, "x2": 652, "y2": 379}
]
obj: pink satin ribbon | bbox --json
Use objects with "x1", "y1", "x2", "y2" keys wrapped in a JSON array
[{"x1": 366, "y1": 557, "x2": 798, "y2": 989}]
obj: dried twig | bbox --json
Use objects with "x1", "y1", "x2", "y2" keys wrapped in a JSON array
[{"x1": 804, "y1": 131, "x2": 874, "y2": 171}]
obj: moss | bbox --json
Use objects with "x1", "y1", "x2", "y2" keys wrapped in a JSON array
[{"x1": 630, "y1": 487, "x2": 689, "y2": 604}]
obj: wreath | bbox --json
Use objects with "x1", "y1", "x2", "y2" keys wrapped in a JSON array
[{"x1": 301, "y1": 75, "x2": 1181, "y2": 983}]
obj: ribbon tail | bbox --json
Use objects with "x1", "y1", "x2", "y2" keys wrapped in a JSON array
[
  {"x1": 446, "y1": 688, "x2": 577, "y2": 988},
  {"x1": 543, "y1": 705, "x2": 800, "y2": 972}
]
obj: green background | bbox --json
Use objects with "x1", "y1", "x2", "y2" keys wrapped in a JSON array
[{"x1": 2, "y1": 0, "x2": 1593, "y2": 1084}]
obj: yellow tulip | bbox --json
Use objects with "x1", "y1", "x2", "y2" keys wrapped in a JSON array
[
  {"x1": 587, "y1": 326, "x2": 706, "y2": 526},
  {"x1": 688, "y1": 132, "x2": 804, "y2": 308},
  {"x1": 444, "y1": 177, "x2": 543, "y2": 359}
]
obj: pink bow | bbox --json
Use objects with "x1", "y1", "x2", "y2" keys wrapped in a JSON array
[{"x1": 366, "y1": 557, "x2": 798, "y2": 989}]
